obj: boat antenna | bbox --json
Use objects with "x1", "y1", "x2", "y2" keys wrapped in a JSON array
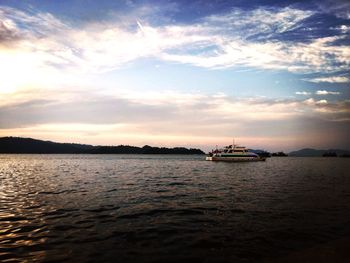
[{"x1": 233, "y1": 138, "x2": 235, "y2": 147}]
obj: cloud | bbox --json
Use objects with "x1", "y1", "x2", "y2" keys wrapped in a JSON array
[
  {"x1": 334, "y1": 25, "x2": 350, "y2": 34},
  {"x1": 303, "y1": 97, "x2": 350, "y2": 113},
  {"x1": 303, "y1": 98, "x2": 328, "y2": 105},
  {"x1": 0, "y1": 94, "x2": 178, "y2": 129},
  {"x1": 163, "y1": 35, "x2": 350, "y2": 73},
  {"x1": 316, "y1": 99, "x2": 328, "y2": 105},
  {"x1": 1, "y1": 89, "x2": 349, "y2": 150},
  {"x1": 296, "y1": 91, "x2": 311, "y2": 95},
  {"x1": 0, "y1": 6, "x2": 68, "y2": 45},
  {"x1": 0, "y1": 72, "x2": 349, "y2": 148},
  {"x1": 316, "y1": 90, "x2": 341, "y2": 95},
  {"x1": 304, "y1": 76, "x2": 350, "y2": 83},
  {"x1": 316, "y1": 0, "x2": 350, "y2": 19},
  {"x1": 0, "y1": 19, "x2": 19, "y2": 43},
  {"x1": 205, "y1": 7, "x2": 313, "y2": 36},
  {"x1": 1, "y1": 89, "x2": 349, "y2": 130},
  {"x1": 1, "y1": 4, "x2": 349, "y2": 89},
  {"x1": 296, "y1": 90, "x2": 342, "y2": 97}
]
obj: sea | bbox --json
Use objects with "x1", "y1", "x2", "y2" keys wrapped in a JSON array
[{"x1": 1, "y1": 154, "x2": 350, "y2": 262}]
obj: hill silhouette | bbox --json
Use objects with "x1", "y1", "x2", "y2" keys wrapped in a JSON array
[
  {"x1": 0, "y1": 137, "x2": 204, "y2": 154},
  {"x1": 288, "y1": 148, "x2": 350, "y2": 157}
]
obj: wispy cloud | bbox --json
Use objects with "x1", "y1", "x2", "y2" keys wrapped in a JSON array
[
  {"x1": 304, "y1": 76, "x2": 350, "y2": 83},
  {"x1": 0, "y1": 6, "x2": 68, "y2": 44},
  {"x1": 205, "y1": 7, "x2": 313, "y2": 36},
  {"x1": 297, "y1": 90, "x2": 342, "y2": 96},
  {"x1": 1, "y1": 88, "x2": 349, "y2": 129},
  {"x1": 316, "y1": 90, "x2": 341, "y2": 95},
  {"x1": 296, "y1": 91, "x2": 311, "y2": 95}
]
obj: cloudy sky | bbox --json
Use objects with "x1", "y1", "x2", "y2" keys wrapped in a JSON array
[{"x1": 0, "y1": 0, "x2": 349, "y2": 151}]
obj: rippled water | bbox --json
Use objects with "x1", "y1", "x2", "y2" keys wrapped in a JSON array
[{"x1": 1, "y1": 155, "x2": 350, "y2": 262}]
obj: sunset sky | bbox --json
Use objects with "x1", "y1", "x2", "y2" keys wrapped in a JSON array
[{"x1": 0, "y1": 0, "x2": 349, "y2": 151}]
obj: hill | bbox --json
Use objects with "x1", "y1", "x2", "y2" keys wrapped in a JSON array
[
  {"x1": 0, "y1": 137, "x2": 205, "y2": 154},
  {"x1": 0, "y1": 137, "x2": 94, "y2": 154},
  {"x1": 288, "y1": 148, "x2": 350, "y2": 157}
]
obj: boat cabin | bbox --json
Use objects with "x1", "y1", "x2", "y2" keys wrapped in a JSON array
[{"x1": 223, "y1": 145, "x2": 247, "y2": 153}]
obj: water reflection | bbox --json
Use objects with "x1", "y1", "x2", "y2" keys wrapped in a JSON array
[{"x1": 0, "y1": 154, "x2": 349, "y2": 262}]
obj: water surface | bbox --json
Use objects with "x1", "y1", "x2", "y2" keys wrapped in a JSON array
[{"x1": 1, "y1": 155, "x2": 349, "y2": 262}]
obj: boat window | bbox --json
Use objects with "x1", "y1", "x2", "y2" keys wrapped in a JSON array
[{"x1": 233, "y1": 150, "x2": 244, "y2": 153}]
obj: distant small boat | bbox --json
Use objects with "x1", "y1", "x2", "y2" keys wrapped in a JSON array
[{"x1": 206, "y1": 143, "x2": 266, "y2": 162}]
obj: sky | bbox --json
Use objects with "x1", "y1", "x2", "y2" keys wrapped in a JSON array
[{"x1": 0, "y1": 0, "x2": 349, "y2": 151}]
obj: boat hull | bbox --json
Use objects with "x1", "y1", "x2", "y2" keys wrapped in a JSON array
[{"x1": 206, "y1": 156, "x2": 266, "y2": 162}]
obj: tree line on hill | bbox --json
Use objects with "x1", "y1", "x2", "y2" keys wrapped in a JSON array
[{"x1": 0, "y1": 137, "x2": 205, "y2": 154}]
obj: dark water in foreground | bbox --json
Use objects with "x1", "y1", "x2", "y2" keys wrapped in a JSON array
[{"x1": 1, "y1": 155, "x2": 350, "y2": 262}]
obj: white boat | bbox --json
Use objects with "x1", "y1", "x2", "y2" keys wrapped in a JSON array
[{"x1": 206, "y1": 144, "x2": 266, "y2": 162}]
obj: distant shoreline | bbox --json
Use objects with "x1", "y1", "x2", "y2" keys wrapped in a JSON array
[
  {"x1": 0, "y1": 137, "x2": 205, "y2": 155},
  {"x1": 1, "y1": 137, "x2": 349, "y2": 156}
]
